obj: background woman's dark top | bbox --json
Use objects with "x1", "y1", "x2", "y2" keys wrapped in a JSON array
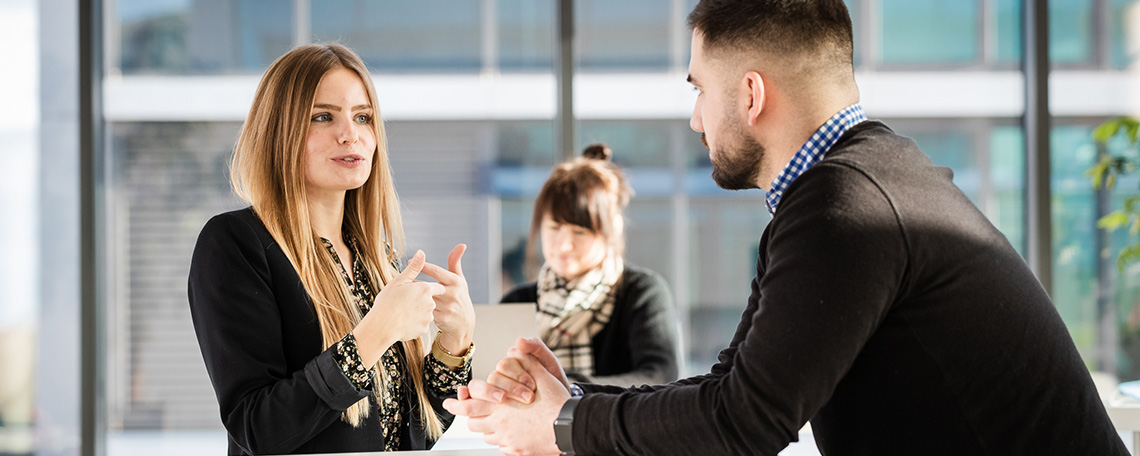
[{"x1": 501, "y1": 264, "x2": 679, "y2": 386}]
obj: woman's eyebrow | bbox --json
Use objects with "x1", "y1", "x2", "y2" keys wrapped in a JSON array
[{"x1": 312, "y1": 103, "x2": 372, "y2": 111}]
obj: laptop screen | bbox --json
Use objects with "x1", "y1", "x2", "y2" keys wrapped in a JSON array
[{"x1": 469, "y1": 303, "x2": 538, "y2": 381}]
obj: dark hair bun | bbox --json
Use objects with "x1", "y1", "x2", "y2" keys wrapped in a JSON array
[{"x1": 581, "y1": 143, "x2": 612, "y2": 161}]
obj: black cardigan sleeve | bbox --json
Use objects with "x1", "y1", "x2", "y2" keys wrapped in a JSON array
[
  {"x1": 187, "y1": 211, "x2": 370, "y2": 454},
  {"x1": 576, "y1": 267, "x2": 679, "y2": 387}
]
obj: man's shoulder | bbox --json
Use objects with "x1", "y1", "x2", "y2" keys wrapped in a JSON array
[
  {"x1": 822, "y1": 120, "x2": 916, "y2": 163},
  {"x1": 799, "y1": 119, "x2": 939, "y2": 201}
]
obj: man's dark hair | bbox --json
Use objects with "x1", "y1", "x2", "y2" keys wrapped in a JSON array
[{"x1": 688, "y1": 0, "x2": 853, "y2": 70}]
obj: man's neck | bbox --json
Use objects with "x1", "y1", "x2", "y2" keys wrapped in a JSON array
[{"x1": 754, "y1": 92, "x2": 860, "y2": 189}]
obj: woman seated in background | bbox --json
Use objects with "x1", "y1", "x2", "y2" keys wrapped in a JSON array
[
  {"x1": 501, "y1": 143, "x2": 679, "y2": 386},
  {"x1": 187, "y1": 44, "x2": 475, "y2": 454}
]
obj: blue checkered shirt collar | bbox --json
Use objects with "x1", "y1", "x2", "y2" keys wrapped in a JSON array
[{"x1": 765, "y1": 103, "x2": 867, "y2": 215}]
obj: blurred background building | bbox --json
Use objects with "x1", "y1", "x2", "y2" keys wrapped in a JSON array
[{"x1": 2, "y1": 0, "x2": 1140, "y2": 454}]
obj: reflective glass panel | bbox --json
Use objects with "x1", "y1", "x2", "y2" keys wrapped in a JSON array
[
  {"x1": 1109, "y1": 0, "x2": 1140, "y2": 69},
  {"x1": 1049, "y1": 0, "x2": 1093, "y2": 65},
  {"x1": 311, "y1": 0, "x2": 481, "y2": 72},
  {"x1": 499, "y1": 0, "x2": 554, "y2": 70},
  {"x1": 577, "y1": 0, "x2": 671, "y2": 70},
  {"x1": 879, "y1": 0, "x2": 978, "y2": 64},
  {"x1": 117, "y1": 0, "x2": 292, "y2": 75}
]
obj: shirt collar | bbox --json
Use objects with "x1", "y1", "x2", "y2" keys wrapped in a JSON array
[{"x1": 765, "y1": 103, "x2": 867, "y2": 215}]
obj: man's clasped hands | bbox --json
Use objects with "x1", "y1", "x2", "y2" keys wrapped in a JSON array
[{"x1": 443, "y1": 338, "x2": 573, "y2": 456}]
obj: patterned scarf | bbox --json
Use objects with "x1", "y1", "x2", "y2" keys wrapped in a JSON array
[{"x1": 536, "y1": 255, "x2": 622, "y2": 376}]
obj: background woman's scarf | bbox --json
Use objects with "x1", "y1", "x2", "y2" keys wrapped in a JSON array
[{"x1": 535, "y1": 255, "x2": 623, "y2": 376}]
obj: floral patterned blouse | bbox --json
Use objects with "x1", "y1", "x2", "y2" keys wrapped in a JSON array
[{"x1": 322, "y1": 235, "x2": 471, "y2": 451}]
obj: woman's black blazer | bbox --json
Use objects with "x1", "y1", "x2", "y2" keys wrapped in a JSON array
[{"x1": 188, "y1": 208, "x2": 453, "y2": 455}]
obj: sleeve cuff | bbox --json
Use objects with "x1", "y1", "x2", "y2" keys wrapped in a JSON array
[
  {"x1": 304, "y1": 347, "x2": 371, "y2": 411},
  {"x1": 330, "y1": 333, "x2": 374, "y2": 391},
  {"x1": 425, "y1": 354, "x2": 472, "y2": 395}
]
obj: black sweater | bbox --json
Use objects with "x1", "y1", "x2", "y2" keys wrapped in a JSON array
[
  {"x1": 502, "y1": 264, "x2": 680, "y2": 386},
  {"x1": 187, "y1": 208, "x2": 453, "y2": 455},
  {"x1": 569, "y1": 121, "x2": 1126, "y2": 455}
]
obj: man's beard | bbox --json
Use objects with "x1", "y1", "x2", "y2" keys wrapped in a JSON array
[{"x1": 706, "y1": 120, "x2": 764, "y2": 190}]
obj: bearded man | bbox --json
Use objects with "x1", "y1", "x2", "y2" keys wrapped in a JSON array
[{"x1": 445, "y1": 1, "x2": 1127, "y2": 454}]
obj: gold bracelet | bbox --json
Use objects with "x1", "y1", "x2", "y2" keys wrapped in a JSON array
[{"x1": 432, "y1": 331, "x2": 475, "y2": 368}]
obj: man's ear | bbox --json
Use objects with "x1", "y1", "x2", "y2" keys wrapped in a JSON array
[{"x1": 743, "y1": 71, "x2": 766, "y2": 127}]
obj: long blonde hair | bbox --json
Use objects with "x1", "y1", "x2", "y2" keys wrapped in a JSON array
[{"x1": 230, "y1": 43, "x2": 444, "y2": 438}]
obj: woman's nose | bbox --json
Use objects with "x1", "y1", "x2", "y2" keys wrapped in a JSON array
[
  {"x1": 337, "y1": 121, "x2": 358, "y2": 144},
  {"x1": 556, "y1": 231, "x2": 574, "y2": 251}
]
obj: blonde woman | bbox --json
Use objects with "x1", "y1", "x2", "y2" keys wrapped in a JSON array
[{"x1": 188, "y1": 44, "x2": 475, "y2": 454}]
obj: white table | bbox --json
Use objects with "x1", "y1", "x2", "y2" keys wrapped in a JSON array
[{"x1": 1093, "y1": 371, "x2": 1140, "y2": 450}]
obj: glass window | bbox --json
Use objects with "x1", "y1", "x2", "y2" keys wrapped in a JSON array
[
  {"x1": 497, "y1": 121, "x2": 557, "y2": 167},
  {"x1": 1049, "y1": 0, "x2": 1094, "y2": 65},
  {"x1": 844, "y1": 0, "x2": 862, "y2": 67},
  {"x1": 994, "y1": 0, "x2": 1022, "y2": 64},
  {"x1": 0, "y1": 42, "x2": 38, "y2": 455},
  {"x1": 311, "y1": 0, "x2": 481, "y2": 72},
  {"x1": 879, "y1": 0, "x2": 978, "y2": 64},
  {"x1": 577, "y1": 0, "x2": 671, "y2": 70},
  {"x1": 1050, "y1": 124, "x2": 1100, "y2": 363},
  {"x1": 1110, "y1": 171, "x2": 1140, "y2": 378},
  {"x1": 686, "y1": 198, "x2": 769, "y2": 374},
  {"x1": 1109, "y1": 0, "x2": 1140, "y2": 69},
  {"x1": 499, "y1": 0, "x2": 554, "y2": 71},
  {"x1": 578, "y1": 121, "x2": 675, "y2": 169},
  {"x1": 989, "y1": 125, "x2": 1026, "y2": 256},
  {"x1": 1058, "y1": 120, "x2": 1140, "y2": 379},
  {"x1": 106, "y1": 122, "x2": 245, "y2": 435},
  {"x1": 493, "y1": 121, "x2": 558, "y2": 197},
  {"x1": 626, "y1": 199, "x2": 677, "y2": 283},
  {"x1": 993, "y1": 0, "x2": 1098, "y2": 66},
  {"x1": 500, "y1": 197, "x2": 535, "y2": 292},
  {"x1": 1102, "y1": 125, "x2": 1140, "y2": 377},
  {"x1": 117, "y1": 0, "x2": 292, "y2": 75}
]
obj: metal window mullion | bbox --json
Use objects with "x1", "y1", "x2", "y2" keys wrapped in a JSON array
[
  {"x1": 670, "y1": 123, "x2": 690, "y2": 377},
  {"x1": 973, "y1": 118, "x2": 994, "y2": 217},
  {"x1": 483, "y1": 0, "x2": 499, "y2": 75},
  {"x1": 978, "y1": 0, "x2": 991, "y2": 66},
  {"x1": 669, "y1": 0, "x2": 687, "y2": 73},
  {"x1": 864, "y1": 0, "x2": 881, "y2": 70},
  {"x1": 80, "y1": 0, "x2": 106, "y2": 454},
  {"x1": 1024, "y1": 0, "x2": 1052, "y2": 295},
  {"x1": 556, "y1": 0, "x2": 575, "y2": 160},
  {"x1": 293, "y1": 0, "x2": 310, "y2": 46},
  {"x1": 1093, "y1": 0, "x2": 1110, "y2": 68}
]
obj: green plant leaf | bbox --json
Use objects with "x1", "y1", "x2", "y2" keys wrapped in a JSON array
[
  {"x1": 1121, "y1": 116, "x2": 1140, "y2": 145},
  {"x1": 1124, "y1": 195, "x2": 1140, "y2": 213},
  {"x1": 1094, "y1": 119, "x2": 1125, "y2": 143},
  {"x1": 1088, "y1": 116, "x2": 1140, "y2": 272},
  {"x1": 1100, "y1": 211, "x2": 1130, "y2": 230},
  {"x1": 1118, "y1": 243, "x2": 1140, "y2": 271},
  {"x1": 1088, "y1": 158, "x2": 1110, "y2": 188}
]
